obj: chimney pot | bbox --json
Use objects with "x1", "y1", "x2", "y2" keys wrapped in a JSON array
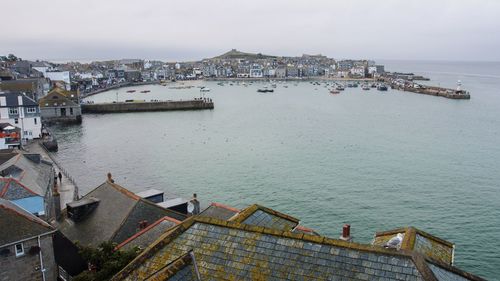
[
  {"x1": 107, "y1": 172, "x2": 114, "y2": 183},
  {"x1": 340, "y1": 224, "x2": 352, "y2": 242}
]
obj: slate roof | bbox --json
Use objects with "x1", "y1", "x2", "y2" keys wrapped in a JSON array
[
  {"x1": 57, "y1": 180, "x2": 187, "y2": 247},
  {"x1": 0, "y1": 198, "x2": 53, "y2": 246},
  {"x1": 0, "y1": 91, "x2": 38, "y2": 107},
  {"x1": 116, "y1": 216, "x2": 181, "y2": 251},
  {"x1": 229, "y1": 204, "x2": 300, "y2": 231},
  {"x1": 0, "y1": 177, "x2": 38, "y2": 200},
  {"x1": 199, "y1": 202, "x2": 240, "y2": 221},
  {"x1": 373, "y1": 227, "x2": 455, "y2": 266},
  {"x1": 0, "y1": 149, "x2": 17, "y2": 165},
  {"x1": 0, "y1": 153, "x2": 53, "y2": 197},
  {"x1": 143, "y1": 251, "x2": 199, "y2": 281},
  {"x1": 201, "y1": 202, "x2": 319, "y2": 236},
  {"x1": 113, "y1": 216, "x2": 486, "y2": 281},
  {"x1": 39, "y1": 87, "x2": 79, "y2": 107}
]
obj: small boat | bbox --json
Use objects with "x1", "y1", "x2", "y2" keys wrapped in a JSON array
[
  {"x1": 283, "y1": 85, "x2": 288, "y2": 88},
  {"x1": 362, "y1": 84, "x2": 370, "y2": 90},
  {"x1": 336, "y1": 84, "x2": 345, "y2": 91},
  {"x1": 140, "y1": 90, "x2": 151, "y2": 93},
  {"x1": 257, "y1": 89, "x2": 274, "y2": 93},
  {"x1": 200, "y1": 87, "x2": 211, "y2": 92},
  {"x1": 377, "y1": 84, "x2": 388, "y2": 91},
  {"x1": 126, "y1": 90, "x2": 136, "y2": 93},
  {"x1": 330, "y1": 89, "x2": 340, "y2": 94}
]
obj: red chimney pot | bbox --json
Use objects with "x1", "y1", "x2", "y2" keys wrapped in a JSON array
[{"x1": 342, "y1": 224, "x2": 351, "y2": 238}]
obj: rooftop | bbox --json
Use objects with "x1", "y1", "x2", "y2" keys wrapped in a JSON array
[
  {"x1": 112, "y1": 215, "x2": 485, "y2": 281},
  {"x1": 0, "y1": 198, "x2": 53, "y2": 246},
  {"x1": 57, "y1": 179, "x2": 187, "y2": 247}
]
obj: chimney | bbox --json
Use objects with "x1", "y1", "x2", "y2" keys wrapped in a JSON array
[
  {"x1": 339, "y1": 224, "x2": 352, "y2": 242},
  {"x1": 107, "y1": 172, "x2": 114, "y2": 183},
  {"x1": 53, "y1": 181, "x2": 61, "y2": 221},
  {"x1": 190, "y1": 193, "x2": 200, "y2": 215}
]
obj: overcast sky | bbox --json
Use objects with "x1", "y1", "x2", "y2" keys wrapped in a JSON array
[{"x1": 3, "y1": 0, "x2": 500, "y2": 62}]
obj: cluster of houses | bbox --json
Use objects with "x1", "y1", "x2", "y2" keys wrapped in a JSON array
[
  {"x1": 0, "y1": 54, "x2": 485, "y2": 280},
  {"x1": 2, "y1": 50, "x2": 387, "y2": 102},
  {"x1": 0, "y1": 56, "x2": 83, "y2": 149},
  {"x1": 0, "y1": 149, "x2": 487, "y2": 280}
]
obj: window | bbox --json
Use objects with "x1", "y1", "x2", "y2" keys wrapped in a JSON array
[
  {"x1": 15, "y1": 243, "x2": 24, "y2": 257},
  {"x1": 9, "y1": 108, "x2": 18, "y2": 115},
  {"x1": 14, "y1": 118, "x2": 18, "y2": 124},
  {"x1": 70, "y1": 108, "x2": 74, "y2": 115},
  {"x1": 34, "y1": 118, "x2": 37, "y2": 125},
  {"x1": 27, "y1": 107, "x2": 36, "y2": 113}
]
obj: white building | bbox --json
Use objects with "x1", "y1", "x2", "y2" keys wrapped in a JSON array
[
  {"x1": 44, "y1": 71, "x2": 71, "y2": 90},
  {"x1": 249, "y1": 65, "x2": 263, "y2": 78},
  {"x1": 350, "y1": 67, "x2": 366, "y2": 77},
  {"x1": 0, "y1": 92, "x2": 42, "y2": 140}
]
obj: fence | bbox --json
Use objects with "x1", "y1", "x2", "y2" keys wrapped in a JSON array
[{"x1": 38, "y1": 142, "x2": 80, "y2": 201}]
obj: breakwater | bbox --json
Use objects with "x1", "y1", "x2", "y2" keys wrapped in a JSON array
[
  {"x1": 82, "y1": 81, "x2": 160, "y2": 98},
  {"x1": 81, "y1": 99, "x2": 214, "y2": 113},
  {"x1": 382, "y1": 78, "x2": 471, "y2": 100}
]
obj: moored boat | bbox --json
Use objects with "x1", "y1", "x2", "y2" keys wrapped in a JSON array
[{"x1": 377, "y1": 84, "x2": 388, "y2": 91}]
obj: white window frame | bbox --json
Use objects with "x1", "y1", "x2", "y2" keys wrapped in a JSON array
[
  {"x1": 15, "y1": 243, "x2": 24, "y2": 257},
  {"x1": 9, "y1": 108, "x2": 18, "y2": 115},
  {"x1": 27, "y1": 107, "x2": 37, "y2": 113}
]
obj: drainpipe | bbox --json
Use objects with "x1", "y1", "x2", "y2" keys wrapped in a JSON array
[{"x1": 38, "y1": 235, "x2": 46, "y2": 281}]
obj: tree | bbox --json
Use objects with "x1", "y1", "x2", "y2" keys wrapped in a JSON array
[
  {"x1": 7, "y1": 54, "x2": 18, "y2": 62},
  {"x1": 73, "y1": 241, "x2": 139, "y2": 281}
]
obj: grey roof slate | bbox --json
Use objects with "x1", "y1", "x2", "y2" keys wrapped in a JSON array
[
  {"x1": 144, "y1": 251, "x2": 198, "y2": 281},
  {"x1": 428, "y1": 263, "x2": 471, "y2": 281},
  {"x1": 120, "y1": 218, "x2": 179, "y2": 251},
  {"x1": 0, "y1": 153, "x2": 53, "y2": 197},
  {"x1": 242, "y1": 209, "x2": 298, "y2": 231},
  {"x1": 0, "y1": 178, "x2": 37, "y2": 200},
  {"x1": 58, "y1": 181, "x2": 186, "y2": 247},
  {"x1": 199, "y1": 203, "x2": 239, "y2": 221},
  {"x1": 112, "y1": 199, "x2": 184, "y2": 244},
  {"x1": 0, "y1": 91, "x2": 38, "y2": 107},
  {"x1": 115, "y1": 219, "x2": 426, "y2": 281},
  {"x1": 0, "y1": 198, "x2": 53, "y2": 246}
]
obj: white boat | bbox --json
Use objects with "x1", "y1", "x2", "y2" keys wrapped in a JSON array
[{"x1": 200, "y1": 87, "x2": 211, "y2": 92}]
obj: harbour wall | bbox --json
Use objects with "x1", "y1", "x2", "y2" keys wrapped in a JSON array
[
  {"x1": 81, "y1": 100, "x2": 214, "y2": 114},
  {"x1": 82, "y1": 81, "x2": 159, "y2": 98}
]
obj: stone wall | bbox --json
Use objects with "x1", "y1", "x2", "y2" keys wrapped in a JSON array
[
  {"x1": 81, "y1": 100, "x2": 214, "y2": 114},
  {"x1": 0, "y1": 234, "x2": 57, "y2": 281}
]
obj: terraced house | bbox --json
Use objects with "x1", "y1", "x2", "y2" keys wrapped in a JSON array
[
  {"x1": 0, "y1": 91, "x2": 41, "y2": 140},
  {"x1": 0, "y1": 198, "x2": 57, "y2": 281}
]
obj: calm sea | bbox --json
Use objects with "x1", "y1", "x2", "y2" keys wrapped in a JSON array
[{"x1": 51, "y1": 61, "x2": 500, "y2": 279}]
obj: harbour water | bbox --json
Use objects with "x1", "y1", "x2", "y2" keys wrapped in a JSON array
[{"x1": 52, "y1": 61, "x2": 500, "y2": 279}]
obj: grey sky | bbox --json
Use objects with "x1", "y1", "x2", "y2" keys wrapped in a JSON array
[{"x1": 3, "y1": 0, "x2": 500, "y2": 61}]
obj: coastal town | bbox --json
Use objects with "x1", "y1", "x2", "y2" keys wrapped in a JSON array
[{"x1": 0, "y1": 50, "x2": 486, "y2": 281}]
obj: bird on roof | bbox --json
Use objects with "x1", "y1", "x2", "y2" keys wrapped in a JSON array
[{"x1": 385, "y1": 233, "x2": 404, "y2": 249}]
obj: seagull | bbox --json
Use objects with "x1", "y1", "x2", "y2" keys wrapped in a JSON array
[{"x1": 385, "y1": 233, "x2": 404, "y2": 249}]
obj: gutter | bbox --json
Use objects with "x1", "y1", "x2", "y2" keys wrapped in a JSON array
[{"x1": 0, "y1": 229, "x2": 57, "y2": 249}]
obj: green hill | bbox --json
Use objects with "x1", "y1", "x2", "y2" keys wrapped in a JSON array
[{"x1": 213, "y1": 49, "x2": 276, "y2": 60}]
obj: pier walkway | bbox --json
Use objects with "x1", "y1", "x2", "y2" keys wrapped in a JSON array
[{"x1": 25, "y1": 140, "x2": 79, "y2": 210}]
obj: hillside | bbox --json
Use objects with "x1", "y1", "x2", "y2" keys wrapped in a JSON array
[{"x1": 212, "y1": 49, "x2": 276, "y2": 60}]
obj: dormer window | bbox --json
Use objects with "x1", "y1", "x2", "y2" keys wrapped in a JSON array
[
  {"x1": 27, "y1": 107, "x2": 36, "y2": 113},
  {"x1": 9, "y1": 108, "x2": 18, "y2": 115}
]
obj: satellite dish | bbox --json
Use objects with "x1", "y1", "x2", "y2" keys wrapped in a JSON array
[{"x1": 187, "y1": 201, "x2": 194, "y2": 213}]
